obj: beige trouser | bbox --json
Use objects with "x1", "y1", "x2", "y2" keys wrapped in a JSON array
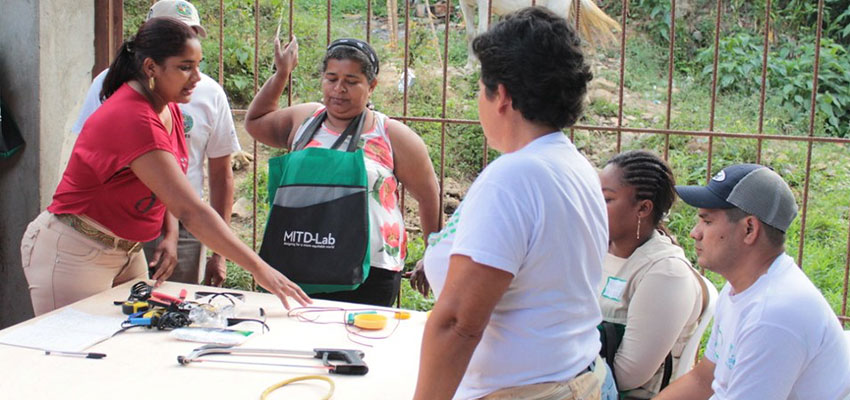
[
  {"x1": 20, "y1": 211, "x2": 148, "y2": 316},
  {"x1": 479, "y1": 355, "x2": 607, "y2": 400},
  {"x1": 143, "y1": 224, "x2": 205, "y2": 284}
]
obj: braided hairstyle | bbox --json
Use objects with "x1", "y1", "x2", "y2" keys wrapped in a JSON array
[{"x1": 605, "y1": 150, "x2": 676, "y2": 228}]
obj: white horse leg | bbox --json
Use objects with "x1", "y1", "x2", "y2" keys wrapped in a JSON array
[
  {"x1": 478, "y1": 0, "x2": 490, "y2": 35},
  {"x1": 460, "y1": 0, "x2": 479, "y2": 69}
]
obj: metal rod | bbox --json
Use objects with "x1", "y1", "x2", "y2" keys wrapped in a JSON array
[
  {"x1": 706, "y1": 0, "x2": 722, "y2": 183},
  {"x1": 219, "y1": 0, "x2": 224, "y2": 86},
  {"x1": 327, "y1": 0, "x2": 332, "y2": 45},
  {"x1": 189, "y1": 359, "x2": 333, "y2": 370},
  {"x1": 438, "y1": 0, "x2": 452, "y2": 231},
  {"x1": 664, "y1": 0, "x2": 677, "y2": 161},
  {"x1": 843, "y1": 204, "x2": 850, "y2": 328},
  {"x1": 797, "y1": 0, "x2": 825, "y2": 266},
  {"x1": 367, "y1": 0, "x2": 372, "y2": 42},
  {"x1": 616, "y1": 0, "x2": 628, "y2": 153},
  {"x1": 755, "y1": 0, "x2": 771, "y2": 163}
]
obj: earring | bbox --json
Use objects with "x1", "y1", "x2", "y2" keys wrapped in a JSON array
[
  {"x1": 636, "y1": 217, "x2": 641, "y2": 240},
  {"x1": 149, "y1": 76, "x2": 155, "y2": 91}
]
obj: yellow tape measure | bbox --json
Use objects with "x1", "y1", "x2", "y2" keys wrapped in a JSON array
[{"x1": 353, "y1": 313, "x2": 387, "y2": 330}]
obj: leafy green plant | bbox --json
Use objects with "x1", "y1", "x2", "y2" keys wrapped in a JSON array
[
  {"x1": 696, "y1": 33, "x2": 850, "y2": 137},
  {"x1": 770, "y1": 38, "x2": 850, "y2": 137}
]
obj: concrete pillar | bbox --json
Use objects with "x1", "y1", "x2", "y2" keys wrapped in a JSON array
[{"x1": 0, "y1": 0, "x2": 94, "y2": 328}]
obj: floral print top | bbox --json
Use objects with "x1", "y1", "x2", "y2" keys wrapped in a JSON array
[{"x1": 292, "y1": 107, "x2": 407, "y2": 272}]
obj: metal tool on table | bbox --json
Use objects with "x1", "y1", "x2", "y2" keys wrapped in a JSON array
[{"x1": 178, "y1": 345, "x2": 369, "y2": 375}]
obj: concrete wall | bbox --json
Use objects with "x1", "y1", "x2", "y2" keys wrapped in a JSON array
[{"x1": 0, "y1": 0, "x2": 94, "y2": 329}]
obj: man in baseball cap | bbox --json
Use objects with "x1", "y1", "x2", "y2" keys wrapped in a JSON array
[
  {"x1": 71, "y1": 0, "x2": 241, "y2": 287},
  {"x1": 148, "y1": 0, "x2": 207, "y2": 37},
  {"x1": 656, "y1": 164, "x2": 850, "y2": 399}
]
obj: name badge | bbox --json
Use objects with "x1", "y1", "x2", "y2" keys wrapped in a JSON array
[{"x1": 602, "y1": 277, "x2": 627, "y2": 302}]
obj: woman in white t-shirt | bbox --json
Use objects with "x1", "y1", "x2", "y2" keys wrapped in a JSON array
[
  {"x1": 598, "y1": 150, "x2": 703, "y2": 399},
  {"x1": 413, "y1": 7, "x2": 616, "y2": 400}
]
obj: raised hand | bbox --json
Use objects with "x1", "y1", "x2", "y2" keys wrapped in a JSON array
[{"x1": 274, "y1": 35, "x2": 299, "y2": 77}]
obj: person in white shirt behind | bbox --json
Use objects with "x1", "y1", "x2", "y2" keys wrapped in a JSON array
[
  {"x1": 413, "y1": 7, "x2": 616, "y2": 400},
  {"x1": 656, "y1": 163, "x2": 850, "y2": 400},
  {"x1": 71, "y1": 0, "x2": 241, "y2": 286}
]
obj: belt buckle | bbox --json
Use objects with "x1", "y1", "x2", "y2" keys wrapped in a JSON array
[{"x1": 126, "y1": 241, "x2": 142, "y2": 253}]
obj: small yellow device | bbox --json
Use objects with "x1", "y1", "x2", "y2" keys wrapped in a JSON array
[
  {"x1": 353, "y1": 313, "x2": 387, "y2": 330},
  {"x1": 394, "y1": 311, "x2": 410, "y2": 320}
]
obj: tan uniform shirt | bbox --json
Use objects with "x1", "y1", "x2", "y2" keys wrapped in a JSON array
[{"x1": 599, "y1": 231, "x2": 703, "y2": 398}]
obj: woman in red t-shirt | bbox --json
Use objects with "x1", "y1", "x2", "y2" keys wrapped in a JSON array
[{"x1": 20, "y1": 17, "x2": 310, "y2": 316}]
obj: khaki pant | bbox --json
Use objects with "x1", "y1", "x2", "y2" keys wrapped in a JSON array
[
  {"x1": 20, "y1": 211, "x2": 147, "y2": 316},
  {"x1": 480, "y1": 356, "x2": 608, "y2": 400},
  {"x1": 143, "y1": 224, "x2": 204, "y2": 284}
]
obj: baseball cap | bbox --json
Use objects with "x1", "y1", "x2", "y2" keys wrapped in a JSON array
[
  {"x1": 675, "y1": 164, "x2": 798, "y2": 232},
  {"x1": 148, "y1": 0, "x2": 207, "y2": 38}
]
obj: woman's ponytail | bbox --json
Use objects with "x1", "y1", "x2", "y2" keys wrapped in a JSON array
[
  {"x1": 98, "y1": 18, "x2": 197, "y2": 103},
  {"x1": 100, "y1": 38, "x2": 143, "y2": 102}
]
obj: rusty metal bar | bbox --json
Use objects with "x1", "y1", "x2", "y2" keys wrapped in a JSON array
[
  {"x1": 219, "y1": 0, "x2": 224, "y2": 86},
  {"x1": 367, "y1": 0, "x2": 372, "y2": 42},
  {"x1": 438, "y1": 0, "x2": 452, "y2": 234},
  {"x1": 482, "y1": 0, "x2": 493, "y2": 168},
  {"x1": 843, "y1": 207, "x2": 850, "y2": 328},
  {"x1": 574, "y1": 0, "x2": 581, "y2": 31},
  {"x1": 705, "y1": 0, "x2": 723, "y2": 183},
  {"x1": 327, "y1": 0, "x2": 332, "y2": 44},
  {"x1": 616, "y1": 0, "x2": 628, "y2": 153},
  {"x1": 229, "y1": 106, "x2": 850, "y2": 146},
  {"x1": 403, "y1": 0, "x2": 410, "y2": 117},
  {"x1": 250, "y1": 0, "x2": 261, "y2": 291},
  {"x1": 797, "y1": 0, "x2": 825, "y2": 266},
  {"x1": 755, "y1": 0, "x2": 771, "y2": 163},
  {"x1": 664, "y1": 0, "x2": 677, "y2": 161},
  {"x1": 288, "y1": 0, "x2": 294, "y2": 105},
  {"x1": 567, "y1": 0, "x2": 580, "y2": 150}
]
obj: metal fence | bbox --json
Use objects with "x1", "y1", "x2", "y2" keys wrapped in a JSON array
[{"x1": 99, "y1": 0, "x2": 849, "y2": 324}]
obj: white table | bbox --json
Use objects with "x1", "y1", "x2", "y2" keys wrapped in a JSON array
[{"x1": 0, "y1": 281, "x2": 425, "y2": 399}]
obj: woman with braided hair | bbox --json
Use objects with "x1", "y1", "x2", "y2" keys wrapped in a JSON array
[{"x1": 597, "y1": 150, "x2": 703, "y2": 399}]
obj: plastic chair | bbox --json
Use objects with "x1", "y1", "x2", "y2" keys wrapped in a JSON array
[{"x1": 673, "y1": 273, "x2": 719, "y2": 380}]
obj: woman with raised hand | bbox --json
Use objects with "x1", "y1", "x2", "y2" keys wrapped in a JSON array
[
  {"x1": 597, "y1": 150, "x2": 703, "y2": 399},
  {"x1": 414, "y1": 7, "x2": 616, "y2": 400},
  {"x1": 20, "y1": 17, "x2": 310, "y2": 316},
  {"x1": 244, "y1": 36, "x2": 440, "y2": 307}
]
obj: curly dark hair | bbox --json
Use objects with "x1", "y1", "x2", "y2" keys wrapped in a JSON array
[
  {"x1": 606, "y1": 150, "x2": 676, "y2": 226},
  {"x1": 472, "y1": 6, "x2": 592, "y2": 129}
]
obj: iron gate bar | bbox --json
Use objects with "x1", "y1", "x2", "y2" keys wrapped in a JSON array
[
  {"x1": 756, "y1": 0, "x2": 772, "y2": 164},
  {"x1": 439, "y1": 0, "x2": 452, "y2": 238},
  {"x1": 797, "y1": 0, "x2": 826, "y2": 267},
  {"x1": 482, "y1": 0, "x2": 494, "y2": 169},
  {"x1": 844, "y1": 213, "x2": 850, "y2": 327},
  {"x1": 616, "y1": 0, "x2": 627, "y2": 153},
  {"x1": 663, "y1": 0, "x2": 677, "y2": 161},
  {"x1": 706, "y1": 0, "x2": 723, "y2": 185}
]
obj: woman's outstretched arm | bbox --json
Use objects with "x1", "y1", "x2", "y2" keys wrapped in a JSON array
[{"x1": 131, "y1": 149, "x2": 311, "y2": 309}]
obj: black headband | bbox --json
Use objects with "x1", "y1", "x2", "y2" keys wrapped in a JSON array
[{"x1": 327, "y1": 38, "x2": 379, "y2": 76}]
